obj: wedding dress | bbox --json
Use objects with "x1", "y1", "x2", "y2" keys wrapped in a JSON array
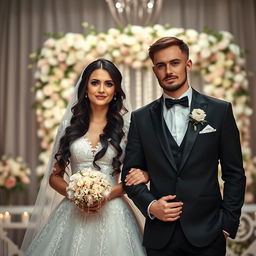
[{"x1": 25, "y1": 134, "x2": 146, "y2": 256}]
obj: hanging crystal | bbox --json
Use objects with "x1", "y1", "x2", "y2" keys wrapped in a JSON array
[{"x1": 105, "y1": 0, "x2": 163, "y2": 26}]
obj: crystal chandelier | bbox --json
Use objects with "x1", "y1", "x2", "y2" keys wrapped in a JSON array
[{"x1": 105, "y1": 0, "x2": 163, "y2": 26}]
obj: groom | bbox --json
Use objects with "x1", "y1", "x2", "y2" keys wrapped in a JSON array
[{"x1": 121, "y1": 37, "x2": 246, "y2": 255}]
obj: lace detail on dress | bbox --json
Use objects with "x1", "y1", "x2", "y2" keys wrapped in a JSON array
[{"x1": 83, "y1": 134, "x2": 101, "y2": 157}]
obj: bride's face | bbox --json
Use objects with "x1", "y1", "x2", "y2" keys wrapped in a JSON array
[{"x1": 87, "y1": 68, "x2": 116, "y2": 108}]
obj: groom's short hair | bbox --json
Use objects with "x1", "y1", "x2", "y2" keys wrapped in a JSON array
[{"x1": 148, "y1": 37, "x2": 189, "y2": 62}]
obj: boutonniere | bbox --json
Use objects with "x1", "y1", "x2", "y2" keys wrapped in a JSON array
[{"x1": 189, "y1": 108, "x2": 207, "y2": 131}]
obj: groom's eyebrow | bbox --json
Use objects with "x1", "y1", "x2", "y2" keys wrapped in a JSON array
[{"x1": 154, "y1": 58, "x2": 181, "y2": 66}]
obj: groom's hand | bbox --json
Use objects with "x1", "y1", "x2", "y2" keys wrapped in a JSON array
[{"x1": 149, "y1": 195, "x2": 183, "y2": 222}]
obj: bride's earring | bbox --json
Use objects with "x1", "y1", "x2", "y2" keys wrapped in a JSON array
[
  {"x1": 85, "y1": 93, "x2": 88, "y2": 98},
  {"x1": 113, "y1": 94, "x2": 117, "y2": 101}
]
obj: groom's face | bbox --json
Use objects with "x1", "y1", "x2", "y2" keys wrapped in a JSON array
[{"x1": 152, "y1": 45, "x2": 192, "y2": 95}]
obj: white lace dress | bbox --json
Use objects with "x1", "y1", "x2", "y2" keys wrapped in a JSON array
[{"x1": 25, "y1": 135, "x2": 146, "y2": 256}]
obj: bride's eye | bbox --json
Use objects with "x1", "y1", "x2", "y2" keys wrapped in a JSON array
[
  {"x1": 90, "y1": 80, "x2": 99, "y2": 86},
  {"x1": 105, "y1": 81, "x2": 114, "y2": 87}
]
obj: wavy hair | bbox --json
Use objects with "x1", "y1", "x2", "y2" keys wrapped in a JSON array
[{"x1": 55, "y1": 58, "x2": 127, "y2": 175}]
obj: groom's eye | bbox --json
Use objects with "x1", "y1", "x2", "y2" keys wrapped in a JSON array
[{"x1": 156, "y1": 64, "x2": 165, "y2": 70}]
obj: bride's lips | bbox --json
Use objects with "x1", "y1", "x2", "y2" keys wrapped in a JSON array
[{"x1": 95, "y1": 95, "x2": 107, "y2": 100}]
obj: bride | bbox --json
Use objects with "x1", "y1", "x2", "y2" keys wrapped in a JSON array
[{"x1": 21, "y1": 58, "x2": 147, "y2": 255}]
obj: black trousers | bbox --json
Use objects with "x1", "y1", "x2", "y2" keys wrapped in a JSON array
[{"x1": 146, "y1": 222, "x2": 226, "y2": 256}]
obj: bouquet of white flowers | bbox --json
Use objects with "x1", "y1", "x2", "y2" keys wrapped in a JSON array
[{"x1": 66, "y1": 168, "x2": 111, "y2": 207}]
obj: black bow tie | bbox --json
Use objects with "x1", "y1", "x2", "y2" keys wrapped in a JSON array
[{"x1": 165, "y1": 96, "x2": 189, "y2": 109}]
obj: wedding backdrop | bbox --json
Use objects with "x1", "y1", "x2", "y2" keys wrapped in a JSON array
[{"x1": 1, "y1": 0, "x2": 256, "y2": 255}]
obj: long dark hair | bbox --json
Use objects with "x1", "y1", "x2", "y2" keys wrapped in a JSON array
[{"x1": 55, "y1": 58, "x2": 127, "y2": 175}]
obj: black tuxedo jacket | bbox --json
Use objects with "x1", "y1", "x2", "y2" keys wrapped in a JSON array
[{"x1": 121, "y1": 89, "x2": 246, "y2": 249}]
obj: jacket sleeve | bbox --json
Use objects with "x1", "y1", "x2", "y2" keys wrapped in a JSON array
[
  {"x1": 219, "y1": 103, "x2": 246, "y2": 238},
  {"x1": 121, "y1": 112, "x2": 156, "y2": 217}
]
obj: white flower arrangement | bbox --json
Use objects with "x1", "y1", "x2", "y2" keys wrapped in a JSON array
[
  {"x1": 66, "y1": 168, "x2": 111, "y2": 207},
  {"x1": 189, "y1": 109, "x2": 207, "y2": 131},
  {"x1": 0, "y1": 155, "x2": 31, "y2": 191},
  {"x1": 31, "y1": 24, "x2": 256, "y2": 203}
]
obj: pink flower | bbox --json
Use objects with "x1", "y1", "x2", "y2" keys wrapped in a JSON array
[{"x1": 5, "y1": 176, "x2": 16, "y2": 189}]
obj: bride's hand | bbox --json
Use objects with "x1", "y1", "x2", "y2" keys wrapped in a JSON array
[
  {"x1": 107, "y1": 183, "x2": 125, "y2": 201},
  {"x1": 77, "y1": 199, "x2": 107, "y2": 213},
  {"x1": 125, "y1": 168, "x2": 149, "y2": 186}
]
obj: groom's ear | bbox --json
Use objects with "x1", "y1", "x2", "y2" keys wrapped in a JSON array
[{"x1": 186, "y1": 59, "x2": 192, "y2": 72}]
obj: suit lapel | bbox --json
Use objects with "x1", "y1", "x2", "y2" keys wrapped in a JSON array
[
  {"x1": 150, "y1": 97, "x2": 178, "y2": 172},
  {"x1": 179, "y1": 89, "x2": 208, "y2": 172}
]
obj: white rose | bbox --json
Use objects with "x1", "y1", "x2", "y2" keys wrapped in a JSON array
[
  {"x1": 198, "y1": 38, "x2": 209, "y2": 48},
  {"x1": 130, "y1": 25, "x2": 144, "y2": 35},
  {"x1": 112, "y1": 49, "x2": 121, "y2": 58},
  {"x1": 40, "y1": 74, "x2": 49, "y2": 83},
  {"x1": 190, "y1": 44, "x2": 201, "y2": 53},
  {"x1": 70, "y1": 173, "x2": 82, "y2": 181},
  {"x1": 52, "y1": 68, "x2": 64, "y2": 80},
  {"x1": 43, "y1": 109, "x2": 52, "y2": 118},
  {"x1": 222, "y1": 79, "x2": 231, "y2": 88},
  {"x1": 44, "y1": 119, "x2": 54, "y2": 129},
  {"x1": 44, "y1": 38, "x2": 55, "y2": 48},
  {"x1": 48, "y1": 57, "x2": 58, "y2": 66},
  {"x1": 217, "y1": 38, "x2": 230, "y2": 50},
  {"x1": 96, "y1": 41, "x2": 108, "y2": 55},
  {"x1": 131, "y1": 44, "x2": 141, "y2": 53},
  {"x1": 86, "y1": 35, "x2": 98, "y2": 46},
  {"x1": 66, "y1": 189, "x2": 75, "y2": 199},
  {"x1": 36, "y1": 90, "x2": 45, "y2": 101},
  {"x1": 41, "y1": 48, "x2": 53, "y2": 58},
  {"x1": 245, "y1": 107, "x2": 253, "y2": 116},
  {"x1": 57, "y1": 38, "x2": 69, "y2": 52},
  {"x1": 61, "y1": 87, "x2": 74, "y2": 100},
  {"x1": 234, "y1": 74, "x2": 244, "y2": 83},
  {"x1": 213, "y1": 77, "x2": 222, "y2": 86},
  {"x1": 65, "y1": 33, "x2": 76, "y2": 47},
  {"x1": 186, "y1": 29, "x2": 198, "y2": 42},
  {"x1": 229, "y1": 44, "x2": 240, "y2": 56},
  {"x1": 164, "y1": 28, "x2": 184, "y2": 37},
  {"x1": 200, "y1": 48, "x2": 212, "y2": 59},
  {"x1": 105, "y1": 35, "x2": 116, "y2": 48},
  {"x1": 191, "y1": 109, "x2": 206, "y2": 122},
  {"x1": 220, "y1": 31, "x2": 233, "y2": 40},
  {"x1": 68, "y1": 72, "x2": 78, "y2": 80},
  {"x1": 56, "y1": 99, "x2": 65, "y2": 108},
  {"x1": 73, "y1": 35, "x2": 85, "y2": 50},
  {"x1": 66, "y1": 52, "x2": 77, "y2": 66},
  {"x1": 42, "y1": 99, "x2": 54, "y2": 109},
  {"x1": 41, "y1": 65, "x2": 50, "y2": 75},
  {"x1": 43, "y1": 85, "x2": 54, "y2": 96},
  {"x1": 61, "y1": 79, "x2": 72, "y2": 89},
  {"x1": 121, "y1": 34, "x2": 136, "y2": 46},
  {"x1": 137, "y1": 51, "x2": 147, "y2": 61},
  {"x1": 108, "y1": 28, "x2": 120, "y2": 37}
]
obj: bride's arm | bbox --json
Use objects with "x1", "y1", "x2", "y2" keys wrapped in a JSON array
[
  {"x1": 108, "y1": 168, "x2": 149, "y2": 201},
  {"x1": 49, "y1": 163, "x2": 68, "y2": 197}
]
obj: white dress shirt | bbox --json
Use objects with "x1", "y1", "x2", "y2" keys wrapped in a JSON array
[
  {"x1": 163, "y1": 87, "x2": 192, "y2": 146},
  {"x1": 147, "y1": 87, "x2": 192, "y2": 218}
]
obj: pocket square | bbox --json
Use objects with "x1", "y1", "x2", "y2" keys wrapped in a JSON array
[{"x1": 199, "y1": 124, "x2": 216, "y2": 134}]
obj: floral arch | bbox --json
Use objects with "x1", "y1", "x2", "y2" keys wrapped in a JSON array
[{"x1": 32, "y1": 24, "x2": 256, "y2": 202}]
